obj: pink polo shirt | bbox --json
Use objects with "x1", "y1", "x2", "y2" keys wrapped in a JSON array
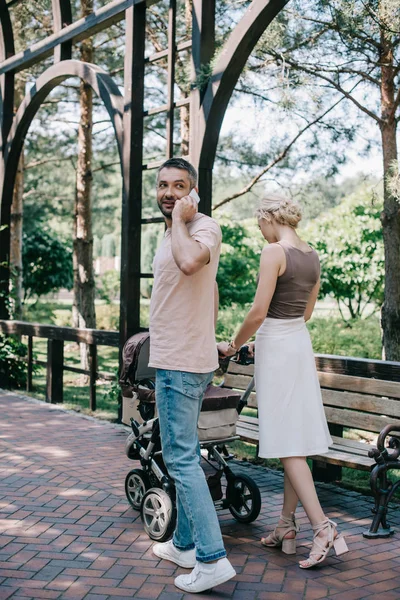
[{"x1": 149, "y1": 213, "x2": 221, "y2": 373}]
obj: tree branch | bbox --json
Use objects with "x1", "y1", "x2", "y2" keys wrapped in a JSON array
[
  {"x1": 291, "y1": 11, "x2": 381, "y2": 50},
  {"x1": 92, "y1": 161, "x2": 120, "y2": 173},
  {"x1": 268, "y1": 51, "x2": 381, "y2": 124},
  {"x1": 25, "y1": 156, "x2": 75, "y2": 170},
  {"x1": 212, "y1": 96, "x2": 346, "y2": 211}
]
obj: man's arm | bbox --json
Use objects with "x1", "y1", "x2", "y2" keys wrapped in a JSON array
[
  {"x1": 171, "y1": 216, "x2": 210, "y2": 275},
  {"x1": 170, "y1": 196, "x2": 210, "y2": 276}
]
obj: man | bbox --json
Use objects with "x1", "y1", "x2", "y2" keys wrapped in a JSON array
[{"x1": 149, "y1": 158, "x2": 236, "y2": 593}]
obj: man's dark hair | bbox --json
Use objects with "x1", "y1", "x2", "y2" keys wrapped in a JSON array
[{"x1": 157, "y1": 158, "x2": 198, "y2": 189}]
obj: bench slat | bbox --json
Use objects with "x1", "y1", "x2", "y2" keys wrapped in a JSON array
[
  {"x1": 324, "y1": 406, "x2": 400, "y2": 434},
  {"x1": 311, "y1": 449, "x2": 373, "y2": 470},
  {"x1": 238, "y1": 415, "x2": 258, "y2": 426},
  {"x1": 330, "y1": 442, "x2": 372, "y2": 458},
  {"x1": 322, "y1": 389, "x2": 400, "y2": 418},
  {"x1": 318, "y1": 372, "x2": 400, "y2": 399},
  {"x1": 228, "y1": 362, "x2": 254, "y2": 376},
  {"x1": 224, "y1": 373, "x2": 254, "y2": 391},
  {"x1": 330, "y1": 435, "x2": 376, "y2": 452}
]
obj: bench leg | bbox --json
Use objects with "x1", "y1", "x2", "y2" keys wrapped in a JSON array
[
  {"x1": 364, "y1": 463, "x2": 395, "y2": 538},
  {"x1": 312, "y1": 460, "x2": 342, "y2": 483}
]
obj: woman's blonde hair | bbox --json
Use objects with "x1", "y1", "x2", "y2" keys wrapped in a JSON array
[{"x1": 255, "y1": 194, "x2": 302, "y2": 228}]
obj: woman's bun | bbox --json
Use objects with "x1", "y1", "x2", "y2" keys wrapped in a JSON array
[{"x1": 255, "y1": 194, "x2": 302, "y2": 228}]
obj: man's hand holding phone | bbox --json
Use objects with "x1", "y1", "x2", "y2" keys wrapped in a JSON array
[{"x1": 172, "y1": 188, "x2": 200, "y2": 223}]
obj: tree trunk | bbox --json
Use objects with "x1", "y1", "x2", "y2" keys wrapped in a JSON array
[
  {"x1": 9, "y1": 31, "x2": 26, "y2": 319},
  {"x1": 73, "y1": 0, "x2": 96, "y2": 373},
  {"x1": 379, "y1": 29, "x2": 400, "y2": 361},
  {"x1": 181, "y1": 95, "x2": 190, "y2": 156},
  {"x1": 180, "y1": 0, "x2": 192, "y2": 155}
]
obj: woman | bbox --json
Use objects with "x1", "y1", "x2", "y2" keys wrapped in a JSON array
[{"x1": 218, "y1": 194, "x2": 348, "y2": 569}]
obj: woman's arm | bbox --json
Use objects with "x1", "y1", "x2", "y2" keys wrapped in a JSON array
[
  {"x1": 304, "y1": 279, "x2": 320, "y2": 322},
  {"x1": 229, "y1": 244, "x2": 283, "y2": 349}
]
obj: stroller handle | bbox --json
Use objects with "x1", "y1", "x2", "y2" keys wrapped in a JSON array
[{"x1": 218, "y1": 344, "x2": 254, "y2": 371}]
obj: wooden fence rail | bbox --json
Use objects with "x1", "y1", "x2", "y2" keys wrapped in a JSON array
[{"x1": 0, "y1": 320, "x2": 120, "y2": 410}]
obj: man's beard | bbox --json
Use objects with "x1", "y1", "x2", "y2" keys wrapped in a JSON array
[{"x1": 157, "y1": 200, "x2": 174, "y2": 218}]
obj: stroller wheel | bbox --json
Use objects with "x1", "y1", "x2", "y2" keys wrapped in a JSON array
[
  {"x1": 125, "y1": 469, "x2": 150, "y2": 510},
  {"x1": 141, "y1": 488, "x2": 176, "y2": 542},
  {"x1": 227, "y1": 473, "x2": 261, "y2": 523}
]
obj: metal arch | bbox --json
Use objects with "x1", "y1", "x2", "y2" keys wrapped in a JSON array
[
  {"x1": 51, "y1": 0, "x2": 73, "y2": 62},
  {"x1": 2, "y1": 59, "x2": 124, "y2": 208},
  {"x1": 0, "y1": 0, "x2": 15, "y2": 146},
  {"x1": 0, "y1": 60, "x2": 124, "y2": 317},
  {"x1": 190, "y1": 0, "x2": 290, "y2": 212}
]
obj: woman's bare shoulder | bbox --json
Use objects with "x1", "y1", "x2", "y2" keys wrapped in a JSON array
[{"x1": 261, "y1": 243, "x2": 285, "y2": 258}]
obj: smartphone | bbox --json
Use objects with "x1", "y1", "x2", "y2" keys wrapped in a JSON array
[{"x1": 189, "y1": 188, "x2": 200, "y2": 204}]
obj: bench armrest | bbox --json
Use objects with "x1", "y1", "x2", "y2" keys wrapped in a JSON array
[{"x1": 369, "y1": 424, "x2": 400, "y2": 462}]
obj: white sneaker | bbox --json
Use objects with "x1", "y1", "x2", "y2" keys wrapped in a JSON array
[
  {"x1": 174, "y1": 557, "x2": 236, "y2": 593},
  {"x1": 152, "y1": 539, "x2": 196, "y2": 568}
]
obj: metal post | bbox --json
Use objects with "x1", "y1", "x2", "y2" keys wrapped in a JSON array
[
  {"x1": 166, "y1": 0, "x2": 176, "y2": 158},
  {"x1": 51, "y1": 0, "x2": 73, "y2": 62},
  {"x1": 119, "y1": 2, "x2": 146, "y2": 347}
]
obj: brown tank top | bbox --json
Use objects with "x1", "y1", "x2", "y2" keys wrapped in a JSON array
[{"x1": 267, "y1": 240, "x2": 320, "y2": 319}]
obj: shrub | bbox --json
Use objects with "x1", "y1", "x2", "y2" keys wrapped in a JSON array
[
  {"x1": 302, "y1": 189, "x2": 384, "y2": 320},
  {"x1": 22, "y1": 227, "x2": 73, "y2": 301},
  {"x1": 96, "y1": 270, "x2": 120, "y2": 304},
  {"x1": 0, "y1": 334, "x2": 28, "y2": 388}
]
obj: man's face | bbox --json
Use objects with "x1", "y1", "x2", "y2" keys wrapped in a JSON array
[{"x1": 156, "y1": 168, "x2": 192, "y2": 218}]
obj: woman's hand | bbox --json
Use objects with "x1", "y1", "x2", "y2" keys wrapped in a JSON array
[
  {"x1": 217, "y1": 341, "x2": 237, "y2": 357},
  {"x1": 247, "y1": 342, "x2": 255, "y2": 357}
]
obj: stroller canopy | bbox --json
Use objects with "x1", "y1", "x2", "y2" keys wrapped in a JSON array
[{"x1": 120, "y1": 332, "x2": 156, "y2": 386}]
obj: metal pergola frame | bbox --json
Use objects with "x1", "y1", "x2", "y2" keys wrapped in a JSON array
[{"x1": 0, "y1": 0, "x2": 289, "y2": 351}]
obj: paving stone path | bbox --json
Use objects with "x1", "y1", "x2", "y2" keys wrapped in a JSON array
[{"x1": 1, "y1": 391, "x2": 400, "y2": 600}]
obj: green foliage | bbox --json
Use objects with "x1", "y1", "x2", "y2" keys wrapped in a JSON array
[
  {"x1": 93, "y1": 235, "x2": 102, "y2": 258},
  {"x1": 216, "y1": 304, "x2": 250, "y2": 342},
  {"x1": 102, "y1": 369, "x2": 121, "y2": 407},
  {"x1": 302, "y1": 188, "x2": 384, "y2": 319},
  {"x1": 308, "y1": 315, "x2": 382, "y2": 359},
  {"x1": 216, "y1": 304, "x2": 381, "y2": 359},
  {"x1": 96, "y1": 270, "x2": 119, "y2": 305},
  {"x1": 22, "y1": 227, "x2": 73, "y2": 301},
  {"x1": 96, "y1": 304, "x2": 119, "y2": 331},
  {"x1": 141, "y1": 224, "x2": 165, "y2": 298},
  {"x1": 101, "y1": 234, "x2": 116, "y2": 258},
  {"x1": 0, "y1": 334, "x2": 28, "y2": 388},
  {"x1": 217, "y1": 220, "x2": 263, "y2": 307}
]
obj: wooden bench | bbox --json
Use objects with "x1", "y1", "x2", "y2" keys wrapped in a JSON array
[{"x1": 221, "y1": 354, "x2": 400, "y2": 537}]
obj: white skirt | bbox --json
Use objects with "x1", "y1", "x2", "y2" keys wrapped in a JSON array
[{"x1": 255, "y1": 317, "x2": 332, "y2": 459}]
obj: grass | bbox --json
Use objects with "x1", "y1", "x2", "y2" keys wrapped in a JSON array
[{"x1": 22, "y1": 337, "x2": 120, "y2": 421}]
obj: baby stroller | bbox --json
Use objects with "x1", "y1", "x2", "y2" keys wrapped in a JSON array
[{"x1": 120, "y1": 332, "x2": 261, "y2": 542}]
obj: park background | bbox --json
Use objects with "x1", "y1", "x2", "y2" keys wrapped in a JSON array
[{"x1": 1, "y1": 1, "x2": 399, "y2": 495}]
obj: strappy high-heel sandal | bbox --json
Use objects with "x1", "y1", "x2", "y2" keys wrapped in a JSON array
[
  {"x1": 299, "y1": 518, "x2": 348, "y2": 569},
  {"x1": 261, "y1": 513, "x2": 299, "y2": 555}
]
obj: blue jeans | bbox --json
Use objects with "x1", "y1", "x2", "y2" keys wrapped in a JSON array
[{"x1": 155, "y1": 369, "x2": 227, "y2": 563}]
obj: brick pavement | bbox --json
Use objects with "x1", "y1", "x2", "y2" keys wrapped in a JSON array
[{"x1": 1, "y1": 390, "x2": 400, "y2": 600}]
